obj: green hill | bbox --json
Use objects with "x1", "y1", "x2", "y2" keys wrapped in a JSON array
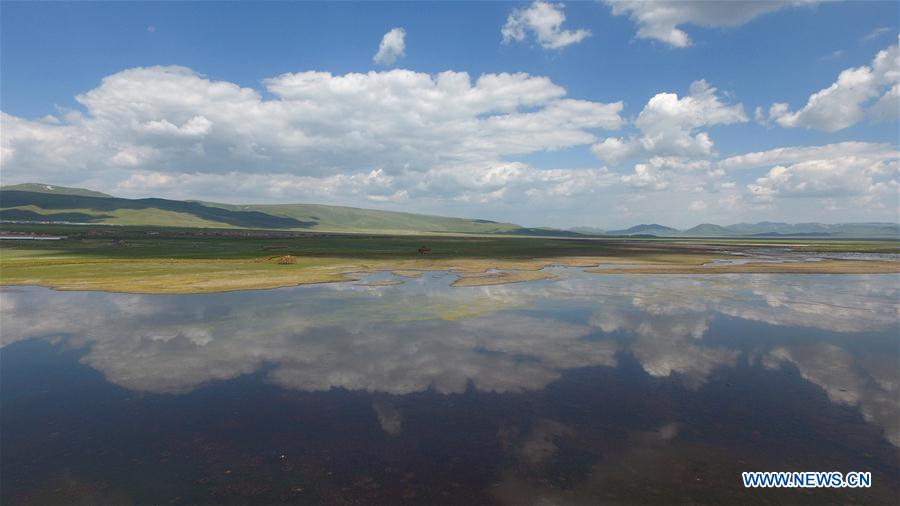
[
  {"x1": 198, "y1": 201, "x2": 522, "y2": 234},
  {"x1": 606, "y1": 224, "x2": 680, "y2": 236},
  {"x1": 682, "y1": 223, "x2": 732, "y2": 236},
  {"x1": 1, "y1": 183, "x2": 112, "y2": 198},
  {"x1": 0, "y1": 183, "x2": 564, "y2": 236}
]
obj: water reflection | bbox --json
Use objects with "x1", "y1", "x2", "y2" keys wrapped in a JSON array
[
  {"x1": 764, "y1": 343, "x2": 899, "y2": 446},
  {"x1": 2, "y1": 271, "x2": 899, "y2": 504},
  {"x1": 2, "y1": 272, "x2": 898, "y2": 449}
]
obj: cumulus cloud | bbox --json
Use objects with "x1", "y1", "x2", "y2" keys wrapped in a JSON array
[
  {"x1": 616, "y1": 156, "x2": 709, "y2": 191},
  {"x1": 607, "y1": 0, "x2": 816, "y2": 48},
  {"x1": 102, "y1": 161, "x2": 621, "y2": 211},
  {"x1": 867, "y1": 83, "x2": 900, "y2": 123},
  {"x1": 715, "y1": 141, "x2": 900, "y2": 207},
  {"x1": 373, "y1": 27, "x2": 406, "y2": 65},
  {"x1": 2, "y1": 66, "x2": 624, "y2": 174},
  {"x1": 747, "y1": 155, "x2": 899, "y2": 204},
  {"x1": 1, "y1": 65, "x2": 626, "y2": 208},
  {"x1": 593, "y1": 80, "x2": 746, "y2": 165},
  {"x1": 767, "y1": 42, "x2": 899, "y2": 131},
  {"x1": 1, "y1": 62, "x2": 895, "y2": 226},
  {"x1": 502, "y1": 1, "x2": 591, "y2": 49}
]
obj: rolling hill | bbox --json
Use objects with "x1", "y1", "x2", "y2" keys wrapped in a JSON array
[
  {"x1": 0, "y1": 184, "x2": 575, "y2": 236},
  {"x1": 606, "y1": 224, "x2": 681, "y2": 236},
  {"x1": 1, "y1": 183, "x2": 113, "y2": 198},
  {"x1": 2, "y1": 183, "x2": 897, "y2": 238}
]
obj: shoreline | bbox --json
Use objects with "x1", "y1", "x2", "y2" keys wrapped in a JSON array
[{"x1": 2, "y1": 255, "x2": 898, "y2": 294}]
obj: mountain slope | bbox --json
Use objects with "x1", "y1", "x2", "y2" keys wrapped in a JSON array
[
  {"x1": 682, "y1": 223, "x2": 732, "y2": 236},
  {"x1": 0, "y1": 191, "x2": 312, "y2": 229},
  {"x1": 0, "y1": 185, "x2": 543, "y2": 235},
  {"x1": 606, "y1": 224, "x2": 680, "y2": 236},
  {"x1": 0, "y1": 183, "x2": 112, "y2": 198},
  {"x1": 198, "y1": 201, "x2": 523, "y2": 234}
]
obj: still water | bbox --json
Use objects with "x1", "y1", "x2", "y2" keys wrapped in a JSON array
[{"x1": 1, "y1": 270, "x2": 898, "y2": 504}]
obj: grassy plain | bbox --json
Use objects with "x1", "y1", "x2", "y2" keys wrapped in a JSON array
[{"x1": 1, "y1": 224, "x2": 898, "y2": 293}]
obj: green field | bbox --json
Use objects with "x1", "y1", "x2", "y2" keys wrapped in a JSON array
[
  {"x1": 2, "y1": 185, "x2": 898, "y2": 293},
  {"x1": 2, "y1": 222, "x2": 898, "y2": 293}
]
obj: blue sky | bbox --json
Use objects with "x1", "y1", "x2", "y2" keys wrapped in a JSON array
[{"x1": 2, "y1": 1, "x2": 898, "y2": 228}]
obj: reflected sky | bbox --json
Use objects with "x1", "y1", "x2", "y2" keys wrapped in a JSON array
[{"x1": 1, "y1": 270, "x2": 898, "y2": 504}]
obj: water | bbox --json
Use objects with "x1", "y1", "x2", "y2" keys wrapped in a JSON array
[{"x1": 1, "y1": 270, "x2": 898, "y2": 504}]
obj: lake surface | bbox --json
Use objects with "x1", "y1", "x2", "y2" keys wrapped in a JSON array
[{"x1": 2, "y1": 270, "x2": 899, "y2": 504}]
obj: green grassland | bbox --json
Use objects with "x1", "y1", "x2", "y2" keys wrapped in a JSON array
[
  {"x1": 198, "y1": 201, "x2": 524, "y2": 234},
  {"x1": 0, "y1": 189, "x2": 557, "y2": 235},
  {"x1": 1, "y1": 223, "x2": 898, "y2": 293}
]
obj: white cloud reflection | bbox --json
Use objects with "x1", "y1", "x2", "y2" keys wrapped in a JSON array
[{"x1": 1, "y1": 272, "x2": 897, "y2": 445}]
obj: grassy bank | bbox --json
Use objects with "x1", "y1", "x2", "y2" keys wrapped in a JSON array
[{"x1": 1, "y1": 224, "x2": 898, "y2": 293}]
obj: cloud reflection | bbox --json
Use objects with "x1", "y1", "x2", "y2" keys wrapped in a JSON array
[{"x1": 1, "y1": 272, "x2": 897, "y2": 445}]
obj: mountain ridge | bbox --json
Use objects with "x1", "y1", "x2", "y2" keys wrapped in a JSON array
[
  {"x1": 2, "y1": 183, "x2": 898, "y2": 238},
  {"x1": 587, "y1": 222, "x2": 900, "y2": 238},
  {"x1": 0, "y1": 184, "x2": 577, "y2": 236}
]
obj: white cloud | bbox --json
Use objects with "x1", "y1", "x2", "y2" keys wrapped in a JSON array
[
  {"x1": 1, "y1": 65, "x2": 623, "y2": 189},
  {"x1": 747, "y1": 155, "x2": 899, "y2": 204},
  {"x1": 719, "y1": 141, "x2": 898, "y2": 171},
  {"x1": 719, "y1": 141, "x2": 900, "y2": 208},
  {"x1": 618, "y1": 156, "x2": 710, "y2": 191},
  {"x1": 2, "y1": 62, "x2": 896, "y2": 227},
  {"x1": 607, "y1": 1, "x2": 816, "y2": 48},
  {"x1": 602, "y1": 139, "x2": 900, "y2": 222},
  {"x1": 820, "y1": 49, "x2": 846, "y2": 61},
  {"x1": 593, "y1": 80, "x2": 747, "y2": 164},
  {"x1": 868, "y1": 83, "x2": 900, "y2": 123},
  {"x1": 109, "y1": 161, "x2": 620, "y2": 210},
  {"x1": 861, "y1": 26, "x2": 891, "y2": 42},
  {"x1": 502, "y1": 1, "x2": 591, "y2": 49},
  {"x1": 768, "y1": 42, "x2": 899, "y2": 131},
  {"x1": 688, "y1": 199, "x2": 707, "y2": 211},
  {"x1": 373, "y1": 27, "x2": 406, "y2": 65}
]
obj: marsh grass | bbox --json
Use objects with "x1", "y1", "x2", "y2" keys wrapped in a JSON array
[{"x1": 1, "y1": 225, "x2": 897, "y2": 293}]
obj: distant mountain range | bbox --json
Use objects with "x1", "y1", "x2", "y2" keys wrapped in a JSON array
[
  {"x1": 572, "y1": 222, "x2": 900, "y2": 238},
  {"x1": 1, "y1": 183, "x2": 897, "y2": 238}
]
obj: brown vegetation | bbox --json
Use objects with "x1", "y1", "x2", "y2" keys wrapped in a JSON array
[{"x1": 276, "y1": 255, "x2": 297, "y2": 265}]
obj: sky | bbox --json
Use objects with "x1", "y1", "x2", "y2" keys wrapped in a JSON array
[{"x1": 1, "y1": 1, "x2": 898, "y2": 229}]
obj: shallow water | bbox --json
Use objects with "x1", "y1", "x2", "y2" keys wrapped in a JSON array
[{"x1": 1, "y1": 270, "x2": 898, "y2": 504}]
